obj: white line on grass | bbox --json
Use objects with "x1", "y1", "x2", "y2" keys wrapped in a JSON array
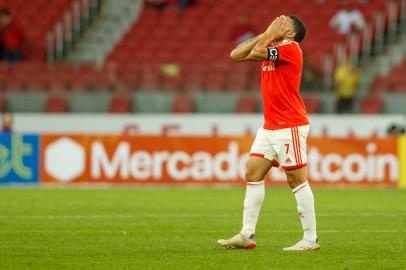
[
  {"x1": 0, "y1": 229, "x2": 404, "y2": 234},
  {"x1": 0, "y1": 212, "x2": 404, "y2": 220}
]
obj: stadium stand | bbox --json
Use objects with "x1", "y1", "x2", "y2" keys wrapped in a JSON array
[
  {"x1": 0, "y1": 0, "x2": 73, "y2": 62},
  {"x1": 371, "y1": 57, "x2": 406, "y2": 93},
  {"x1": 0, "y1": 0, "x2": 404, "y2": 114}
]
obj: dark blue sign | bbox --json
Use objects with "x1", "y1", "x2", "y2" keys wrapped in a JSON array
[{"x1": 0, "y1": 133, "x2": 39, "y2": 185}]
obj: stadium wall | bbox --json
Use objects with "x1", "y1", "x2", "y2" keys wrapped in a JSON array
[
  {"x1": 1, "y1": 113, "x2": 405, "y2": 187},
  {"x1": 10, "y1": 114, "x2": 406, "y2": 137}
]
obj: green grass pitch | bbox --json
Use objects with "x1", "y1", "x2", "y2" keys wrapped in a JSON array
[{"x1": 0, "y1": 187, "x2": 406, "y2": 270}]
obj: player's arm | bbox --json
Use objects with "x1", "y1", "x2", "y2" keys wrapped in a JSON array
[
  {"x1": 229, "y1": 34, "x2": 265, "y2": 61},
  {"x1": 230, "y1": 16, "x2": 282, "y2": 61},
  {"x1": 248, "y1": 16, "x2": 290, "y2": 61}
]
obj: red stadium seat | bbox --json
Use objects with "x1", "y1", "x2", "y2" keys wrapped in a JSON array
[
  {"x1": 0, "y1": 96, "x2": 4, "y2": 112},
  {"x1": 172, "y1": 94, "x2": 195, "y2": 113},
  {"x1": 45, "y1": 95, "x2": 68, "y2": 113},
  {"x1": 360, "y1": 95, "x2": 383, "y2": 114},
  {"x1": 302, "y1": 95, "x2": 321, "y2": 113},
  {"x1": 235, "y1": 96, "x2": 258, "y2": 113},
  {"x1": 109, "y1": 95, "x2": 132, "y2": 113}
]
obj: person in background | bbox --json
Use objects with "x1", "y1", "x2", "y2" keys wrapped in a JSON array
[
  {"x1": 177, "y1": 0, "x2": 193, "y2": 10},
  {"x1": 301, "y1": 60, "x2": 320, "y2": 91},
  {"x1": 1, "y1": 112, "x2": 13, "y2": 133},
  {"x1": 145, "y1": 0, "x2": 168, "y2": 10},
  {"x1": 145, "y1": 0, "x2": 192, "y2": 11},
  {"x1": 0, "y1": 9, "x2": 24, "y2": 62},
  {"x1": 316, "y1": 0, "x2": 368, "y2": 5},
  {"x1": 335, "y1": 60, "x2": 360, "y2": 113},
  {"x1": 329, "y1": 5, "x2": 366, "y2": 35},
  {"x1": 230, "y1": 16, "x2": 257, "y2": 44},
  {"x1": 387, "y1": 123, "x2": 405, "y2": 135}
]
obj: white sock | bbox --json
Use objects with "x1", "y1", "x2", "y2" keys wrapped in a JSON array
[
  {"x1": 292, "y1": 181, "x2": 317, "y2": 242},
  {"x1": 240, "y1": 180, "x2": 265, "y2": 238}
]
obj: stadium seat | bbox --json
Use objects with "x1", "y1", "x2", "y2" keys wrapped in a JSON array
[
  {"x1": 45, "y1": 95, "x2": 68, "y2": 113},
  {"x1": 110, "y1": 95, "x2": 132, "y2": 113},
  {"x1": 0, "y1": 96, "x2": 4, "y2": 112},
  {"x1": 302, "y1": 95, "x2": 321, "y2": 113},
  {"x1": 235, "y1": 96, "x2": 258, "y2": 113},
  {"x1": 172, "y1": 94, "x2": 195, "y2": 113},
  {"x1": 360, "y1": 95, "x2": 383, "y2": 114}
]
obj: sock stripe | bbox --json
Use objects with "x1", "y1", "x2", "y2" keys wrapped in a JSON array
[
  {"x1": 247, "y1": 180, "x2": 265, "y2": 185},
  {"x1": 292, "y1": 181, "x2": 309, "y2": 193}
]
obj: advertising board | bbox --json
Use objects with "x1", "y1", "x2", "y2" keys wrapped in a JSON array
[{"x1": 40, "y1": 135, "x2": 399, "y2": 186}]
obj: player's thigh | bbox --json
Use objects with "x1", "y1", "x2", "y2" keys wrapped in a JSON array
[
  {"x1": 245, "y1": 156, "x2": 273, "y2": 182},
  {"x1": 275, "y1": 125, "x2": 309, "y2": 170},
  {"x1": 285, "y1": 166, "x2": 307, "y2": 189}
]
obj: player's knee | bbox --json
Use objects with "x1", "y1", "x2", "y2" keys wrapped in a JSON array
[
  {"x1": 245, "y1": 169, "x2": 263, "y2": 182},
  {"x1": 285, "y1": 168, "x2": 306, "y2": 189}
]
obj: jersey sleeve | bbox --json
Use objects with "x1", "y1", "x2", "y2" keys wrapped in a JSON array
[{"x1": 267, "y1": 42, "x2": 300, "y2": 65}]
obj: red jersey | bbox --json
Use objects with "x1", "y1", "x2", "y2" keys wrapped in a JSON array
[
  {"x1": 260, "y1": 40, "x2": 309, "y2": 130},
  {"x1": 2, "y1": 20, "x2": 24, "y2": 50}
]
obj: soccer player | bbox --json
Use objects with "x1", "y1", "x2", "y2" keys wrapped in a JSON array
[{"x1": 217, "y1": 15, "x2": 319, "y2": 251}]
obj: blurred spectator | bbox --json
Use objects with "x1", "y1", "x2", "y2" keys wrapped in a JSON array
[
  {"x1": 145, "y1": 0, "x2": 168, "y2": 10},
  {"x1": 145, "y1": 0, "x2": 192, "y2": 10},
  {"x1": 1, "y1": 112, "x2": 13, "y2": 133},
  {"x1": 160, "y1": 64, "x2": 180, "y2": 76},
  {"x1": 316, "y1": 0, "x2": 368, "y2": 5},
  {"x1": 330, "y1": 6, "x2": 366, "y2": 35},
  {"x1": 177, "y1": 0, "x2": 193, "y2": 10},
  {"x1": 0, "y1": 9, "x2": 24, "y2": 62},
  {"x1": 387, "y1": 123, "x2": 405, "y2": 135},
  {"x1": 230, "y1": 16, "x2": 257, "y2": 44},
  {"x1": 301, "y1": 60, "x2": 321, "y2": 91},
  {"x1": 334, "y1": 61, "x2": 359, "y2": 113},
  {"x1": 0, "y1": 36, "x2": 3, "y2": 60}
]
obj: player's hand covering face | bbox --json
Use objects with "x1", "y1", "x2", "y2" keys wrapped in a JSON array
[{"x1": 266, "y1": 16, "x2": 295, "y2": 41}]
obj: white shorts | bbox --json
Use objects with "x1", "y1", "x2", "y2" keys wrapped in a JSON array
[{"x1": 250, "y1": 125, "x2": 310, "y2": 170}]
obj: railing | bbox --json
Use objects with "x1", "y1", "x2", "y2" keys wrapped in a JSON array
[
  {"x1": 322, "y1": 0, "x2": 405, "y2": 90},
  {"x1": 47, "y1": 0, "x2": 102, "y2": 63}
]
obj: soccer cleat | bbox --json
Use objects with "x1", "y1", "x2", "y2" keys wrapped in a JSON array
[
  {"x1": 282, "y1": 239, "x2": 320, "y2": 251},
  {"x1": 217, "y1": 233, "x2": 257, "y2": 249}
]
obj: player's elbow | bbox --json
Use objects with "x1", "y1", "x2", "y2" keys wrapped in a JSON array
[{"x1": 229, "y1": 49, "x2": 240, "y2": 61}]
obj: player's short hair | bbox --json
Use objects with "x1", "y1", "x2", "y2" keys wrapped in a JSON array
[{"x1": 288, "y1": 15, "x2": 306, "y2": 43}]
